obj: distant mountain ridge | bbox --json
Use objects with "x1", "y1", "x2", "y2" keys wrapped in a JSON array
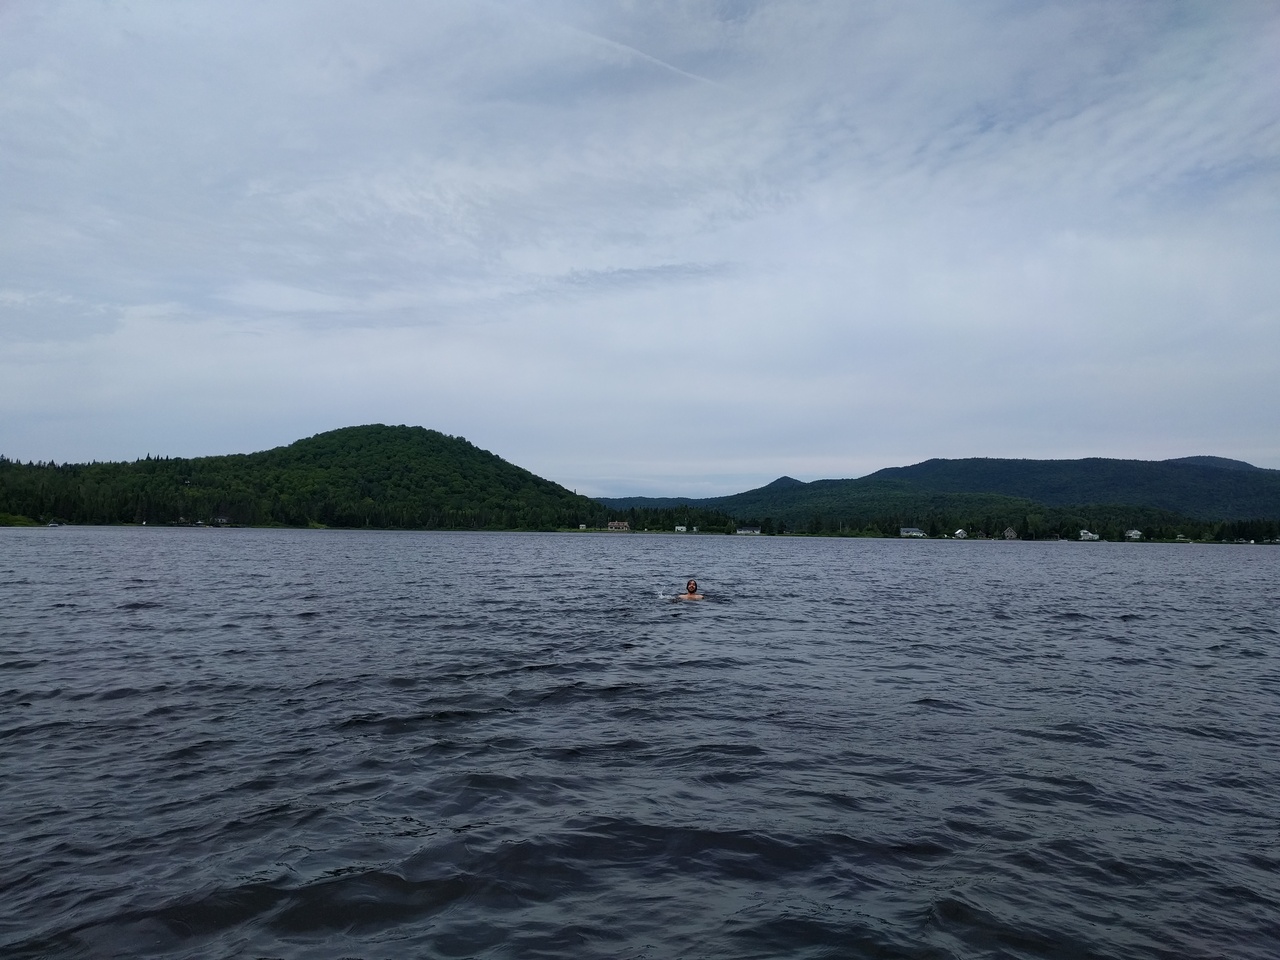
[
  {"x1": 598, "y1": 455, "x2": 1280, "y2": 524},
  {"x1": 1162, "y1": 456, "x2": 1259, "y2": 471},
  {"x1": 865, "y1": 456, "x2": 1278, "y2": 519}
]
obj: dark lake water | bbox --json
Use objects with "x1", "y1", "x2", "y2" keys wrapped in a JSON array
[{"x1": 2, "y1": 528, "x2": 1278, "y2": 959}]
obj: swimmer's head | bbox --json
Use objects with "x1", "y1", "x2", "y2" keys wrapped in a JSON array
[{"x1": 686, "y1": 579, "x2": 698, "y2": 594}]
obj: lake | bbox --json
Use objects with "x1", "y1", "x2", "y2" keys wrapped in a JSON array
[{"x1": 2, "y1": 528, "x2": 1278, "y2": 959}]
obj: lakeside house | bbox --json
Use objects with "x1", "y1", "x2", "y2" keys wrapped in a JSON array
[
  {"x1": 674, "y1": 525, "x2": 687, "y2": 533},
  {"x1": 1125, "y1": 529, "x2": 1143, "y2": 540},
  {"x1": 954, "y1": 529, "x2": 968, "y2": 539},
  {"x1": 607, "y1": 521, "x2": 630, "y2": 532},
  {"x1": 736, "y1": 526, "x2": 761, "y2": 535},
  {"x1": 1004, "y1": 527, "x2": 1018, "y2": 540},
  {"x1": 899, "y1": 527, "x2": 926, "y2": 538},
  {"x1": 1079, "y1": 529, "x2": 1100, "y2": 541}
]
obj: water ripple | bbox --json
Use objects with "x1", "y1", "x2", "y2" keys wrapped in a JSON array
[{"x1": 2, "y1": 528, "x2": 1278, "y2": 959}]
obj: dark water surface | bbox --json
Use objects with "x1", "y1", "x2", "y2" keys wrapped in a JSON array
[{"x1": 3, "y1": 528, "x2": 1278, "y2": 959}]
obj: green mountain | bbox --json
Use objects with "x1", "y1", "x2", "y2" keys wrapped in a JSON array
[
  {"x1": 1163, "y1": 456, "x2": 1260, "y2": 472},
  {"x1": 597, "y1": 456, "x2": 1280, "y2": 539},
  {"x1": 1, "y1": 425, "x2": 609, "y2": 530},
  {"x1": 866, "y1": 457, "x2": 1280, "y2": 519}
]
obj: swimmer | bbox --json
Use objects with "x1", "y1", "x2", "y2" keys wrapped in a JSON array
[{"x1": 676, "y1": 579, "x2": 704, "y2": 600}]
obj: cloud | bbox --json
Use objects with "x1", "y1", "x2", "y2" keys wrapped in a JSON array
[{"x1": 1, "y1": 0, "x2": 1278, "y2": 487}]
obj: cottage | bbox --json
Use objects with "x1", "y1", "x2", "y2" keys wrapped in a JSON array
[
  {"x1": 1079, "y1": 529, "x2": 1100, "y2": 541},
  {"x1": 736, "y1": 526, "x2": 761, "y2": 535},
  {"x1": 607, "y1": 521, "x2": 630, "y2": 532},
  {"x1": 1004, "y1": 527, "x2": 1018, "y2": 540},
  {"x1": 674, "y1": 525, "x2": 687, "y2": 533},
  {"x1": 899, "y1": 527, "x2": 927, "y2": 538},
  {"x1": 954, "y1": 529, "x2": 968, "y2": 539},
  {"x1": 1125, "y1": 529, "x2": 1142, "y2": 541}
]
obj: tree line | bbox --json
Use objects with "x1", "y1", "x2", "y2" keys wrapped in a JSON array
[
  {"x1": 0, "y1": 426, "x2": 737, "y2": 533},
  {"x1": 2, "y1": 425, "x2": 1274, "y2": 540}
]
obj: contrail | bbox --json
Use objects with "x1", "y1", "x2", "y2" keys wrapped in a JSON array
[
  {"x1": 487, "y1": 0, "x2": 733, "y2": 92},
  {"x1": 566, "y1": 25, "x2": 733, "y2": 92}
]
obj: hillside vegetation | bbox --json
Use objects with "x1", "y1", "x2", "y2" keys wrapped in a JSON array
[
  {"x1": 599, "y1": 457, "x2": 1280, "y2": 540},
  {"x1": 5, "y1": 431, "x2": 1275, "y2": 539},
  {"x1": 868, "y1": 457, "x2": 1280, "y2": 519},
  {"x1": 0, "y1": 425, "x2": 612, "y2": 530}
]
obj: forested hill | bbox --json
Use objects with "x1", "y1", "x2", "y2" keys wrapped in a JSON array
[
  {"x1": 0, "y1": 425, "x2": 609, "y2": 530},
  {"x1": 865, "y1": 457, "x2": 1280, "y2": 520},
  {"x1": 600, "y1": 456, "x2": 1280, "y2": 522},
  {"x1": 596, "y1": 455, "x2": 1280, "y2": 539}
]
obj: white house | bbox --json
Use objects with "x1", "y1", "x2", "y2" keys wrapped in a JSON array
[
  {"x1": 954, "y1": 529, "x2": 968, "y2": 539},
  {"x1": 674, "y1": 525, "x2": 687, "y2": 533},
  {"x1": 736, "y1": 526, "x2": 761, "y2": 535},
  {"x1": 1079, "y1": 529, "x2": 1100, "y2": 541},
  {"x1": 1125, "y1": 529, "x2": 1142, "y2": 540},
  {"x1": 899, "y1": 527, "x2": 927, "y2": 538}
]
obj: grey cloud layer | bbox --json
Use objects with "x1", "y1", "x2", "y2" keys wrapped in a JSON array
[{"x1": 2, "y1": 1, "x2": 1277, "y2": 491}]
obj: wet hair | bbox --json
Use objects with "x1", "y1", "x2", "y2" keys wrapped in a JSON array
[{"x1": 686, "y1": 579, "x2": 698, "y2": 593}]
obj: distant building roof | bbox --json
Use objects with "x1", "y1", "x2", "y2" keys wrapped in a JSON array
[{"x1": 900, "y1": 527, "x2": 926, "y2": 538}]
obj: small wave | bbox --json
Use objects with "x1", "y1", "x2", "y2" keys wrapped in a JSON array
[
  {"x1": 540, "y1": 738, "x2": 654, "y2": 763},
  {"x1": 1173, "y1": 723, "x2": 1251, "y2": 744},
  {"x1": 1104, "y1": 655, "x2": 1152, "y2": 666},
  {"x1": 337, "y1": 708, "x2": 493, "y2": 734},
  {"x1": 162, "y1": 738, "x2": 236, "y2": 762},
  {"x1": 1230, "y1": 624, "x2": 1277, "y2": 636},
  {"x1": 926, "y1": 894, "x2": 1067, "y2": 957},
  {"x1": 1009, "y1": 721, "x2": 1110, "y2": 747},
  {"x1": 0, "y1": 718, "x2": 77, "y2": 741},
  {"x1": 98, "y1": 686, "x2": 147, "y2": 702},
  {"x1": 911, "y1": 696, "x2": 970, "y2": 712},
  {"x1": 731, "y1": 913, "x2": 916, "y2": 958}
]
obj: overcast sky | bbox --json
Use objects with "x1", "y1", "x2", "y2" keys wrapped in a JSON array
[{"x1": 2, "y1": 1, "x2": 1278, "y2": 495}]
